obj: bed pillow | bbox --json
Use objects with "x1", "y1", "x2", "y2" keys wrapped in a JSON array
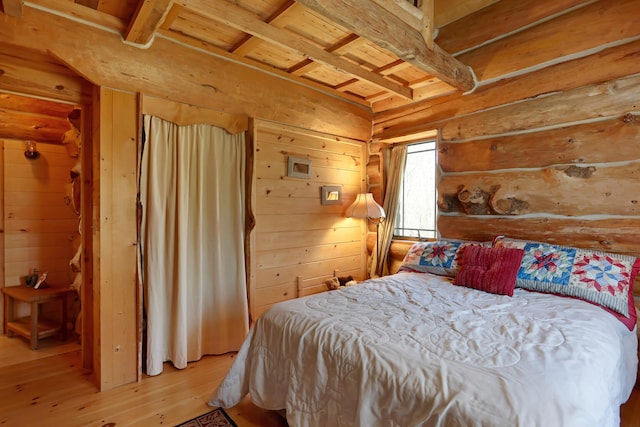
[
  {"x1": 453, "y1": 246, "x2": 525, "y2": 296},
  {"x1": 398, "y1": 239, "x2": 487, "y2": 277},
  {"x1": 493, "y1": 236, "x2": 640, "y2": 325}
]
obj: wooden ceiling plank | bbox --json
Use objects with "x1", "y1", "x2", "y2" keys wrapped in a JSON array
[
  {"x1": 125, "y1": 0, "x2": 175, "y2": 45},
  {"x1": 2, "y1": 0, "x2": 23, "y2": 18},
  {"x1": 231, "y1": 0, "x2": 297, "y2": 56},
  {"x1": 183, "y1": 0, "x2": 412, "y2": 99},
  {"x1": 288, "y1": 33, "x2": 360, "y2": 76},
  {"x1": 365, "y1": 91, "x2": 393, "y2": 104},
  {"x1": 159, "y1": 3, "x2": 182, "y2": 30},
  {"x1": 159, "y1": 27, "x2": 370, "y2": 107},
  {"x1": 377, "y1": 59, "x2": 411, "y2": 76},
  {"x1": 295, "y1": 0, "x2": 475, "y2": 92}
]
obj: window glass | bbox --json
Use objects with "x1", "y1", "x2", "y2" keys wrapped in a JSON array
[{"x1": 394, "y1": 141, "x2": 437, "y2": 239}]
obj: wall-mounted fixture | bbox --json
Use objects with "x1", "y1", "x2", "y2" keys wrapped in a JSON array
[
  {"x1": 24, "y1": 140, "x2": 40, "y2": 160},
  {"x1": 321, "y1": 185, "x2": 342, "y2": 205},
  {"x1": 287, "y1": 156, "x2": 311, "y2": 179}
]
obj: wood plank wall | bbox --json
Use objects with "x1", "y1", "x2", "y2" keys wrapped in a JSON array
[
  {"x1": 250, "y1": 120, "x2": 367, "y2": 319},
  {"x1": 373, "y1": 0, "x2": 640, "y2": 259},
  {"x1": 2, "y1": 140, "x2": 78, "y2": 321}
]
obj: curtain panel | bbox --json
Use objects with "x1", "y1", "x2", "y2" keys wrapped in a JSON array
[
  {"x1": 372, "y1": 145, "x2": 407, "y2": 278},
  {"x1": 140, "y1": 115, "x2": 249, "y2": 376}
]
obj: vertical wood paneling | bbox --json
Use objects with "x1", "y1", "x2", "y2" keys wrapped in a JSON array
[
  {"x1": 2, "y1": 140, "x2": 78, "y2": 321},
  {"x1": 250, "y1": 120, "x2": 367, "y2": 319},
  {"x1": 94, "y1": 88, "x2": 138, "y2": 391}
]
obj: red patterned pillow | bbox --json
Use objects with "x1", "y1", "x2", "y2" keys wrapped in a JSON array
[{"x1": 454, "y1": 246, "x2": 525, "y2": 296}]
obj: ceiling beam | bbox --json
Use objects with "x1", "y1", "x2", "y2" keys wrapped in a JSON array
[
  {"x1": 231, "y1": 0, "x2": 298, "y2": 56},
  {"x1": 182, "y1": 0, "x2": 413, "y2": 99},
  {"x1": 288, "y1": 33, "x2": 361, "y2": 76},
  {"x1": 295, "y1": 0, "x2": 476, "y2": 92},
  {"x1": 125, "y1": 0, "x2": 175, "y2": 45},
  {"x1": 2, "y1": 0, "x2": 23, "y2": 18}
]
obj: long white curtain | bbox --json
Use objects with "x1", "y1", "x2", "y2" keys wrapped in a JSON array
[
  {"x1": 371, "y1": 145, "x2": 407, "y2": 278},
  {"x1": 140, "y1": 115, "x2": 249, "y2": 376}
]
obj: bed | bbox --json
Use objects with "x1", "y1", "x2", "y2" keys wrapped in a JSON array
[{"x1": 208, "y1": 240, "x2": 639, "y2": 427}]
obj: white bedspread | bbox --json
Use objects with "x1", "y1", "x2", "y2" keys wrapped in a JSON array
[{"x1": 209, "y1": 272, "x2": 637, "y2": 427}]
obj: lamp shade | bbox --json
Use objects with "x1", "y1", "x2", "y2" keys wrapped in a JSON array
[{"x1": 346, "y1": 193, "x2": 385, "y2": 220}]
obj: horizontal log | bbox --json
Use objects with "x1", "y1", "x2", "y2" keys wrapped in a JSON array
[
  {"x1": 458, "y1": 0, "x2": 640, "y2": 82},
  {"x1": 0, "y1": 110, "x2": 70, "y2": 144},
  {"x1": 437, "y1": 215, "x2": 640, "y2": 256},
  {"x1": 438, "y1": 162, "x2": 640, "y2": 216},
  {"x1": 0, "y1": 49, "x2": 87, "y2": 104},
  {"x1": 0, "y1": 92, "x2": 77, "y2": 117},
  {"x1": 439, "y1": 74, "x2": 640, "y2": 141},
  {"x1": 438, "y1": 114, "x2": 640, "y2": 172},
  {"x1": 373, "y1": 38, "x2": 640, "y2": 136},
  {"x1": 436, "y1": 0, "x2": 589, "y2": 55}
]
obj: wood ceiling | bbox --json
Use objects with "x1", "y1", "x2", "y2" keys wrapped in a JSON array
[
  {"x1": 0, "y1": 0, "x2": 609, "y2": 143},
  {"x1": 1, "y1": 0, "x2": 496, "y2": 109}
]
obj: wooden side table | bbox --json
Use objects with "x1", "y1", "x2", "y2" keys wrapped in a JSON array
[{"x1": 2, "y1": 285, "x2": 73, "y2": 350}]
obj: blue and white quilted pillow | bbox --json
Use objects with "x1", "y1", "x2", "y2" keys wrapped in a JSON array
[
  {"x1": 493, "y1": 236, "x2": 640, "y2": 319},
  {"x1": 398, "y1": 239, "x2": 487, "y2": 277}
]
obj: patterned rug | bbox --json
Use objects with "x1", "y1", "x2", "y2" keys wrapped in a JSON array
[{"x1": 175, "y1": 407, "x2": 238, "y2": 427}]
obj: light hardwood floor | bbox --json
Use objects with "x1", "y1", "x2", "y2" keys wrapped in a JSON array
[{"x1": 1, "y1": 335, "x2": 639, "y2": 426}]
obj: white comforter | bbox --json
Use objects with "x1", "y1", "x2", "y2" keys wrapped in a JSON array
[{"x1": 209, "y1": 272, "x2": 637, "y2": 427}]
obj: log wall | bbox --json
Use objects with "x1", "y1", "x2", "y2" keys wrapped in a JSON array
[
  {"x1": 373, "y1": 0, "x2": 640, "y2": 259},
  {"x1": 250, "y1": 120, "x2": 367, "y2": 318}
]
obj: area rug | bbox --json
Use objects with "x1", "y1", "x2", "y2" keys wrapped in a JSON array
[{"x1": 175, "y1": 407, "x2": 238, "y2": 427}]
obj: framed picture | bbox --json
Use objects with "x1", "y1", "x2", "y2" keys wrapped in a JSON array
[
  {"x1": 321, "y1": 185, "x2": 342, "y2": 205},
  {"x1": 287, "y1": 156, "x2": 312, "y2": 179}
]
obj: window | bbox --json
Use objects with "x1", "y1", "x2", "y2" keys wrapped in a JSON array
[{"x1": 394, "y1": 141, "x2": 437, "y2": 239}]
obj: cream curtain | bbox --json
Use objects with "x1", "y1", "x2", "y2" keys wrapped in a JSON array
[
  {"x1": 371, "y1": 145, "x2": 407, "y2": 278},
  {"x1": 140, "y1": 115, "x2": 249, "y2": 376}
]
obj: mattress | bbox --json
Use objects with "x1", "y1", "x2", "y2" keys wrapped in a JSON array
[{"x1": 209, "y1": 272, "x2": 638, "y2": 426}]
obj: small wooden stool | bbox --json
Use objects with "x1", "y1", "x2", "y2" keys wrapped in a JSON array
[{"x1": 2, "y1": 285, "x2": 73, "y2": 350}]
